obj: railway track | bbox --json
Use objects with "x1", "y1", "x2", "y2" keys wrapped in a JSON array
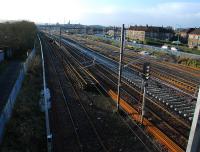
[
  {"x1": 42, "y1": 34, "x2": 156, "y2": 152},
  {"x1": 54, "y1": 40, "x2": 162, "y2": 152},
  {"x1": 58, "y1": 36, "x2": 195, "y2": 122},
  {"x1": 43, "y1": 38, "x2": 82, "y2": 152},
  {"x1": 42, "y1": 35, "x2": 108, "y2": 152},
  {"x1": 51, "y1": 35, "x2": 188, "y2": 151},
  {"x1": 62, "y1": 34, "x2": 200, "y2": 96},
  {"x1": 93, "y1": 64, "x2": 189, "y2": 149}
]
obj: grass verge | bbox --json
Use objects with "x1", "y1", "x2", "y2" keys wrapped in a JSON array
[{"x1": 0, "y1": 47, "x2": 46, "y2": 152}]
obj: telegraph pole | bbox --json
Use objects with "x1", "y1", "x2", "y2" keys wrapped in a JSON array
[
  {"x1": 141, "y1": 80, "x2": 146, "y2": 123},
  {"x1": 59, "y1": 27, "x2": 61, "y2": 48},
  {"x1": 117, "y1": 24, "x2": 125, "y2": 111},
  {"x1": 186, "y1": 86, "x2": 200, "y2": 152}
]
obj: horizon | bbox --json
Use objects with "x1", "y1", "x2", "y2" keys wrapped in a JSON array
[
  {"x1": 0, "y1": 20, "x2": 199, "y2": 29},
  {"x1": 0, "y1": 0, "x2": 200, "y2": 28}
]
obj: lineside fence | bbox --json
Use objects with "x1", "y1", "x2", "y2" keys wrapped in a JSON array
[{"x1": 0, "y1": 48, "x2": 36, "y2": 143}]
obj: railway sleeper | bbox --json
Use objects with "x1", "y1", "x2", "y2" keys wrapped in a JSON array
[
  {"x1": 175, "y1": 106, "x2": 195, "y2": 111},
  {"x1": 165, "y1": 100, "x2": 186, "y2": 106},
  {"x1": 149, "y1": 90, "x2": 169, "y2": 95},
  {"x1": 162, "y1": 96, "x2": 180, "y2": 102},
  {"x1": 166, "y1": 97, "x2": 185, "y2": 102},
  {"x1": 167, "y1": 99, "x2": 186, "y2": 105},
  {"x1": 170, "y1": 102, "x2": 190, "y2": 108},
  {"x1": 153, "y1": 93, "x2": 171, "y2": 98},
  {"x1": 176, "y1": 107, "x2": 193, "y2": 113},
  {"x1": 158, "y1": 95, "x2": 177, "y2": 101},
  {"x1": 184, "y1": 112, "x2": 194, "y2": 118},
  {"x1": 181, "y1": 109, "x2": 194, "y2": 114},
  {"x1": 172, "y1": 103, "x2": 192, "y2": 109},
  {"x1": 181, "y1": 112, "x2": 194, "y2": 118}
]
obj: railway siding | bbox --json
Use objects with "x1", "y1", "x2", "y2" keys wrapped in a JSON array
[{"x1": 42, "y1": 34, "x2": 153, "y2": 152}]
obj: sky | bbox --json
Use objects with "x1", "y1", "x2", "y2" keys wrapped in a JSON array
[{"x1": 0, "y1": 0, "x2": 200, "y2": 27}]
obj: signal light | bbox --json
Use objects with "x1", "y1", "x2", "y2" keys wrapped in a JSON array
[{"x1": 143, "y1": 62, "x2": 150, "y2": 80}]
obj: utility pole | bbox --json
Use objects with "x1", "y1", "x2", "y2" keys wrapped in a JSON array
[
  {"x1": 113, "y1": 26, "x2": 116, "y2": 40},
  {"x1": 59, "y1": 27, "x2": 61, "y2": 49},
  {"x1": 85, "y1": 25, "x2": 87, "y2": 35},
  {"x1": 141, "y1": 80, "x2": 146, "y2": 123},
  {"x1": 177, "y1": 30, "x2": 180, "y2": 48},
  {"x1": 186, "y1": 86, "x2": 200, "y2": 152},
  {"x1": 176, "y1": 25, "x2": 181, "y2": 48},
  {"x1": 117, "y1": 24, "x2": 125, "y2": 111}
]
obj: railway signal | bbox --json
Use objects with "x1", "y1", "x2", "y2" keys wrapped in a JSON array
[
  {"x1": 143, "y1": 62, "x2": 150, "y2": 80},
  {"x1": 141, "y1": 62, "x2": 150, "y2": 123}
]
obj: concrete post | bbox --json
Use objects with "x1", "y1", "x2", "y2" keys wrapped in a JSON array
[{"x1": 186, "y1": 86, "x2": 200, "y2": 152}]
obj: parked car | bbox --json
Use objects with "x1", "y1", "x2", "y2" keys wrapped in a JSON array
[
  {"x1": 161, "y1": 45, "x2": 169, "y2": 49},
  {"x1": 171, "y1": 47, "x2": 178, "y2": 51},
  {"x1": 139, "y1": 51, "x2": 150, "y2": 56}
]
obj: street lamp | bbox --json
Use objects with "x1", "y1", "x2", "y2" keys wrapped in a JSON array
[{"x1": 176, "y1": 24, "x2": 181, "y2": 48}]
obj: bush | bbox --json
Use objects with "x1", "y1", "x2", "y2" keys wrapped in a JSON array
[
  {"x1": 0, "y1": 21, "x2": 37, "y2": 59},
  {"x1": 177, "y1": 58, "x2": 200, "y2": 67}
]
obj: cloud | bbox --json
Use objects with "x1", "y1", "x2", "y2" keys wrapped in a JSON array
[
  {"x1": 129, "y1": 2, "x2": 200, "y2": 21},
  {"x1": 0, "y1": 0, "x2": 199, "y2": 27},
  {"x1": 97, "y1": 2, "x2": 200, "y2": 27}
]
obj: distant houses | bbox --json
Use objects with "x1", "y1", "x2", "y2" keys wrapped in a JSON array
[
  {"x1": 127, "y1": 25, "x2": 174, "y2": 42},
  {"x1": 107, "y1": 27, "x2": 121, "y2": 39},
  {"x1": 40, "y1": 23, "x2": 200, "y2": 51},
  {"x1": 179, "y1": 28, "x2": 195, "y2": 43},
  {"x1": 188, "y1": 28, "x2": 200, "y2": 50}
]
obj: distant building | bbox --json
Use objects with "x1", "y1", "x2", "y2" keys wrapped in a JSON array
[
  {"x1": 179, "y1": 28, "x2": 195, "y2": 43},
  {"x1": 107, "y1": 27, "x2": 121, "y2": 39},
  {"x1": 127, "y1": 25, "x2": 174, "y2": 42},
  {"x1": 188, "y1": 28, "x2": 200, "y2": 49},
  {"x1": 86, "y1": 26, "x2": 104, "y2": 35}
]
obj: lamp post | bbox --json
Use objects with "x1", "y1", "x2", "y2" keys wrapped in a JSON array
[
  {"x1": 176, "y1": 24, "x2": 181, "y2": 48},
  {"x1": 59, "y1": 27, "x2": 61, "y2": 48}
]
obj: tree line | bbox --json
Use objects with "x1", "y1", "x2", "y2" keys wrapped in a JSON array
[{"x1": 0, "y1": 21, "x2": 37, "y2": 58}]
